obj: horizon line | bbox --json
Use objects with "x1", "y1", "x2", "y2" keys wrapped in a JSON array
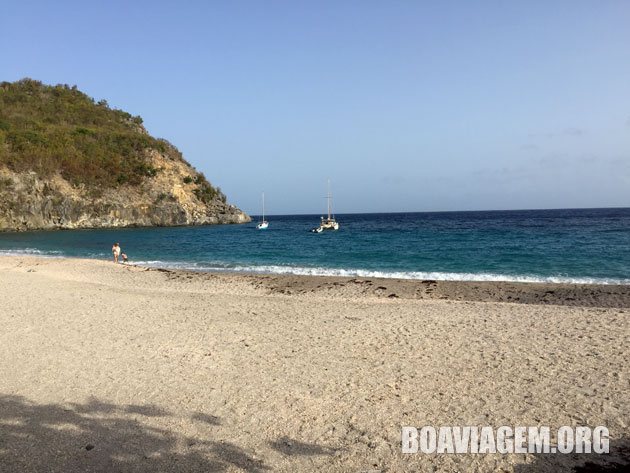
[{"x1": 247, "y1": 206, "x2": 630, "y2": 217}]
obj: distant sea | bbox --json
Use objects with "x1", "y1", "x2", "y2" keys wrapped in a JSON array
[{"x1": 1, "y1": 208, "x2": 629, "y2": 284}]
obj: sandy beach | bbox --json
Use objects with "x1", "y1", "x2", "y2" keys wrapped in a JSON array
[{"x1": 0, "y1": 255, "x2": 628, "y2": 472}]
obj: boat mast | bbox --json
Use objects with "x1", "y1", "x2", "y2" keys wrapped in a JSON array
[
  {"x1": 327, "y1": 179, "x2": 331, "y2": 220},
  {"x1": 262, "y1": 192, "x2": 265, "y2": 222}
]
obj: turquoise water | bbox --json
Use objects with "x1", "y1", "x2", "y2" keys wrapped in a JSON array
[{"x1": 1, "y1": 208, "x2": 629, "y2": 283}]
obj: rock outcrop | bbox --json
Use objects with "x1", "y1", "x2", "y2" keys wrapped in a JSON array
[{"x1": 0, "y1": 150, "x2": 250, "y2": 231}]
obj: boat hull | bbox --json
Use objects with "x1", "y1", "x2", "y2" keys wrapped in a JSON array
[{"x1": 311, "y1": 219, "x2": 339, "y2": 232}]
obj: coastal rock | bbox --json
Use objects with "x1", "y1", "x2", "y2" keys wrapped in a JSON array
[{"x1": 0, "y1": 150, "x2": 250, "y2": 231}]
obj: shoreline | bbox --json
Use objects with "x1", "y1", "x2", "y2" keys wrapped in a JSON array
[
  {"x1": 136, "y1": 262, "x2": 630, "y2": 286},
  {"x1": 3, "y1": 251, "x2": 629, "y2": 287},
  {"x1": 219, "y1": 272, "x2": 630, "y2": 308},
  {"x1": 2, "y1": 254, "x2": 628, "y2": 308}
]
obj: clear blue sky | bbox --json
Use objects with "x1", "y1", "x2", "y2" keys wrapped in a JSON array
[{"x1": 2, "y1": 1, "x2": 629, "y2": 214}]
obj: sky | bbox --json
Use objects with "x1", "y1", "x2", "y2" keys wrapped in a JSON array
[{"x1": 1, "y1": 0, "x2": 629, "y2": 215}]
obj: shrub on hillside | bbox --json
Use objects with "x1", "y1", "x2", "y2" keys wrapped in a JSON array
[{"x1": 0, "y1": 79, "x2": 221, "y2": 199}]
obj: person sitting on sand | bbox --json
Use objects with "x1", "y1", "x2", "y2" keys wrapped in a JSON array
[
  {"x1": 121, "y1": 253, "x2": 128, "y2": 264},
  {"x1": 112, "y1": 243, "x2": 121, "y2": 263}
]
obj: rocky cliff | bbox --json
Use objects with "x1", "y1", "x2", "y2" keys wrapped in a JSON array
[
  {"x1": 0, "y1": 79, "x2": 250, "y2": 231},
  {"x1": 0, "y1": 150, "x2": 250, "y2": 231}
]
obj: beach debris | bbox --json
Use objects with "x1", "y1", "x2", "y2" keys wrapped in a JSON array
[{"x1": 85, "y1": 444, "x2": 95, "y2": 451}]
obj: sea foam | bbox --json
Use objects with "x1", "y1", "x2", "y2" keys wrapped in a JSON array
[{"x1": 132, "y1": 260, "x2": 630, "y2": 285}]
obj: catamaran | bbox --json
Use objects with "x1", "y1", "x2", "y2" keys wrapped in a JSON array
[
  {"x1": 311, "y1": 180, "x2": 339, "y2": 232},
  {"x1": 256, "y1": 192, "x2": 269, "y2": 229}
]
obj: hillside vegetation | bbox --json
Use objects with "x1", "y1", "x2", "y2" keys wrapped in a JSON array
[
  {"x1": 0, "y1": 79, "x2": 249, "y2": 231},
  {"x1": 0, "y1": 78, "x2": 223, "y2": 202}
]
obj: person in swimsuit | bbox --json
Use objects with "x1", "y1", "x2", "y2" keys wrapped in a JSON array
[{"x1": 112, "y1": 243, "x2": 121, "y2": 263}]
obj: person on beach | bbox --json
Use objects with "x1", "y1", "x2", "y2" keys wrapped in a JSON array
[
  {"x1": 121, "y1": 253, "x2": 128, "y2": 264},
  {"x1": 112, "y1": 243, "x2": 121, "y2": 263}
]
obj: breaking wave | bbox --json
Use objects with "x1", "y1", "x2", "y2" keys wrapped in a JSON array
[
  {"x1": 0, "y1": 248, "x2": 62, "y2": 257},
  {"x1": 132, "y1": 260, "x2": 630, "y2": 285}
]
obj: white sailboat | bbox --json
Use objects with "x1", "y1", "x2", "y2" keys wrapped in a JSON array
[
  {"x1": 256, "y1": 192, "x2": 269, "y2": 230},
  {"x1": 311, "y1": 180, "x2": 339, "y2": 232}
]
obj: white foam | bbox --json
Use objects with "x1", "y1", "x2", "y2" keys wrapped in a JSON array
[
  {"x1": 0, "y1": 248, "x2": 62, "y2": 257},
  {"x1": 132, "y1": 261, "x2": 630, "y2": 285},
  {"x1": 2, "y1": 250, "x2": 626, "y2": 284}
]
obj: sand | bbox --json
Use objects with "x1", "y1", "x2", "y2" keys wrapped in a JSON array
[{"x1": 0, "y1": 255, "x2": 628, "y2": 472}]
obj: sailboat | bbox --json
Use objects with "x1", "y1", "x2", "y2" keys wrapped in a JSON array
[
  {"x1": 256, "y1": 192, "x2": 269, "y2": 229},
  {"x1": 311, "y1": 180, "x2": 339, "y2": 232}
]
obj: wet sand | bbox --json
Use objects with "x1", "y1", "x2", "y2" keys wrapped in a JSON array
[
  {"x1": 234, "y1": 273, "x2": 630, "y2": 308},
  {"x1": 0, "y1": 255, "x2": 628, "y2": 472}
]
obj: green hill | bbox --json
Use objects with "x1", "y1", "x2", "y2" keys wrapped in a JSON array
[
  {"x1": 0, "y1": 79, "x2": 249, "y2": 231},
  {"x1": 0, "y1": 78, "x2": 222, "y2": 199}
]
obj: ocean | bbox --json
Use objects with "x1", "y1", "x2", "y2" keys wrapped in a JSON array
[{"x1": 1, "y1": 208, "x2": 629, "y2": 284}]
